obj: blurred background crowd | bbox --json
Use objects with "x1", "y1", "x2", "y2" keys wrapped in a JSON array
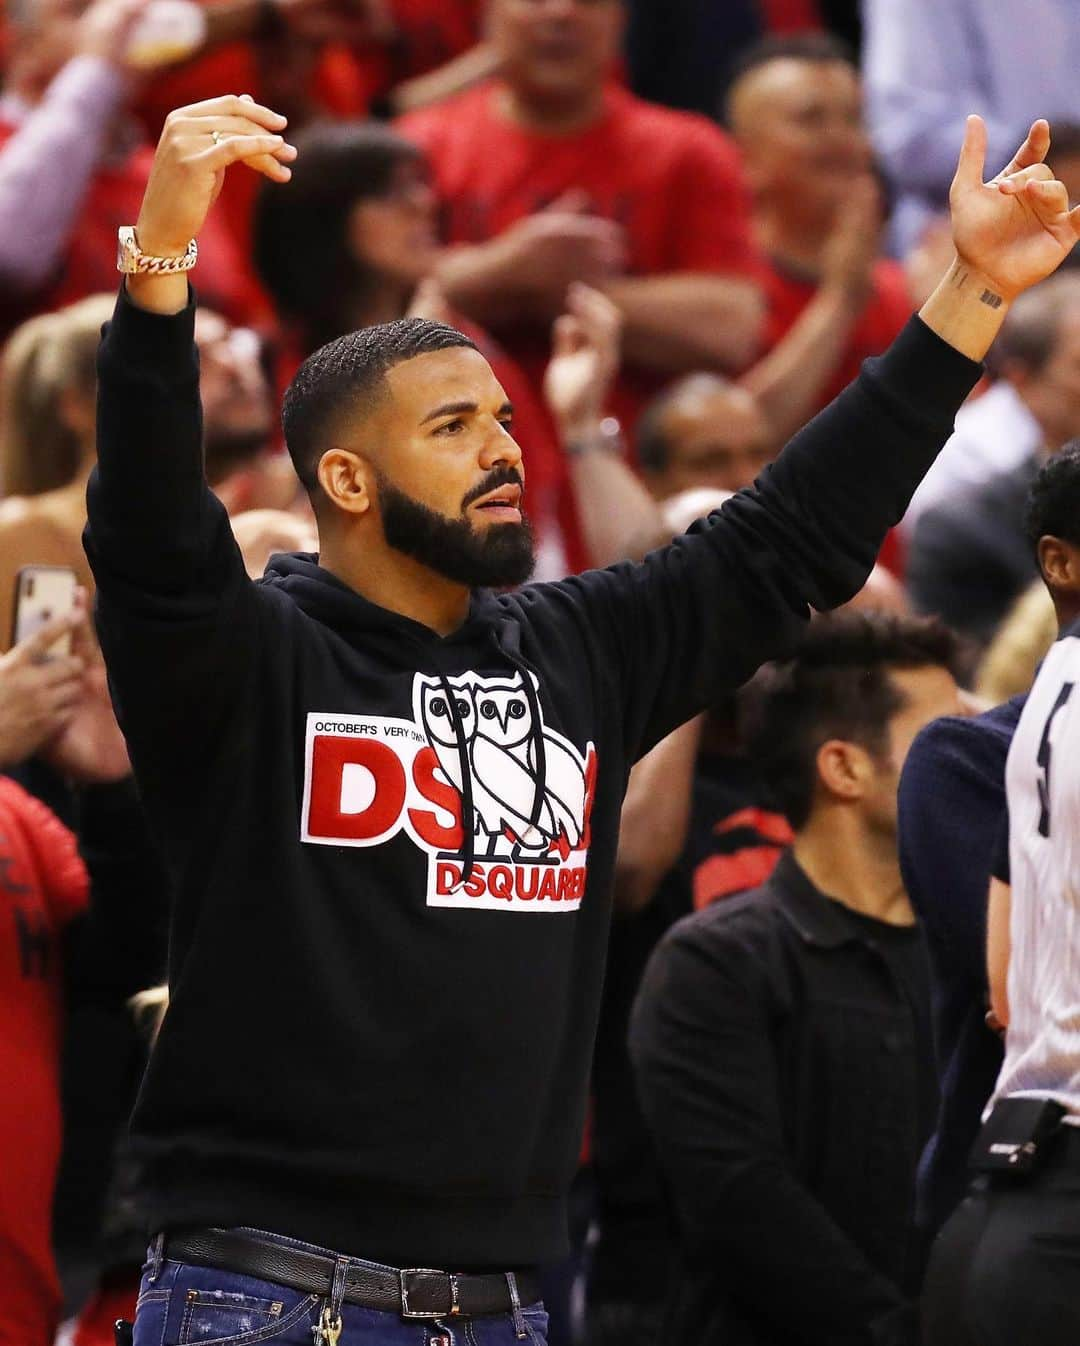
[{"x1": 2, "y1": 1, "x2": 1079, "y2": 1344}]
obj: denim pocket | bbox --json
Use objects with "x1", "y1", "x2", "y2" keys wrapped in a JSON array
[{"x1": 176, "y1": 1287, "x2": 320, "y2": 1345}]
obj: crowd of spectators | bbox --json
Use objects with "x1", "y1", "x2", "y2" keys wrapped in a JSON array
[{"x1": 2, "y1": 1, "x2": 1079, "y2": 1344}]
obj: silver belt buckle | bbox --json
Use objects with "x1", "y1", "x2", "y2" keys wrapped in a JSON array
[{"x1": 399, "y1": 1268, "x2": 453, "y2": 1319}]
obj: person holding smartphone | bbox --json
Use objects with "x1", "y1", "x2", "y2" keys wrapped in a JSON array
[{"x1": 0, "y1": 593, "x2": 140, "y2": 1346}]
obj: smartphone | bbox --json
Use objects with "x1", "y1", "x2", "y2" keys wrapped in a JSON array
[{"x1": 12, "y1": 565, "x2": 78, "y2": 656}]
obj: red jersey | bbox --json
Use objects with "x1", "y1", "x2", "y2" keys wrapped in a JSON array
[
  {"x1": 762, "y1": 256, "x2": 914, "y2": 409},
  {"x1": 132, "y1": 0, "x2": 482, "y2": 260},
  {"x1": 399, "y1": 81, "x2": 759, "y2": 568},
  {"x1": 0, "y1": 778, "x2": 89, "y2": 1346},
  {"x1": 0, "y1": 123, "x2": 270, "y2": 338},
  {"x1": 136, "y1": 0, "x2": 482, "y2": 137},
  {"x1": 761, "y1": 257, "x2": 913, "y2": 575},
  {"x1": 349, "y1": 0, "x2": 483, "y2": 107}
]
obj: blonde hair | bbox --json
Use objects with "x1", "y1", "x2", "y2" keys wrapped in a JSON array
[
  {"x1": 975, "y1": 581, "x2": 1058, "y2": 702},
  {"x1": 0, "y1": 293, "x2": 114, "y2": 497}
]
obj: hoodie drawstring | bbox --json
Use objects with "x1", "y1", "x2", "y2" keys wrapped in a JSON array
[
  {"x1": 428, "y1": 624, "x2": 551, "y2": 888},
  {"x1": 436, "y1": 667, "x2": 477, "y2": 887},
  {"x1": 497, "y1": 635, "x2": 548, "y2": 848}
]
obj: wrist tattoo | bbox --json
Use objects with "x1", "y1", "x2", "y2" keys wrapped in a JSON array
[{"x1": 980, "y1": 288, "x2": 1004, "y2": 309}]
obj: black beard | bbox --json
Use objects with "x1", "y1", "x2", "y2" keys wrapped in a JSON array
[{"x1": 376, "y1": 468, "x2": 536, "y2": 589}]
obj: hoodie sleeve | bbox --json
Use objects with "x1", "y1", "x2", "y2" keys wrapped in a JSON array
[
  {"x1": 83, "y1": 284, "x2": 259, "y2": 783},
  {"x1": 542, "y1": 316, "x2": 981, "y2": 760}
]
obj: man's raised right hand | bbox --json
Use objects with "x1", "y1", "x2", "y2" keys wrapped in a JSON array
[{"x1": 135, "y1": 95, "x2": 296, "y2": 259}]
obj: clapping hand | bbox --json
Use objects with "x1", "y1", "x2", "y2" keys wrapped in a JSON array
[
  {"x1": 544, "y1": 283, "x2": 623, "y2": 441},
  {"x1": 822, "y1": 176, "x2": 882, "y2": 309},
  {"x1": 500, "y1": 194, "x2": 625, "y2": 320},
  {"x1": 950, "y1": 116, "x2": 1080, "y2": 301}
]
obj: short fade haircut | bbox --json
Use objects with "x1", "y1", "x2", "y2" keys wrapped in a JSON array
[
  {"x1": 723, "y1": 32, "x2": 856, "y2": 121},
  {"x1": 743, "y1": 612, "x2": 960, "y2": 830},
  {"x1": 1024, "y1": 440, "x2": 1080, "y2": 555},
  {"x1": 280, "y1": 318, "x2": 478, "y2": 492}
]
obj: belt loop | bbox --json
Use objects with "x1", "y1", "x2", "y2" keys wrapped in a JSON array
[
  {"x1": 330, "y1": 1256, "x2": 349, "y2": 1320},
  {"x1": 504, "y1": 1272, "x2": 528, "y2": 1341},
  {"x1": 316, "y1": 1256, "x2": 349, "y2": 1344},
  {"x1": 147, "y1": 1232, "x2": 166, "y2": 1284}
]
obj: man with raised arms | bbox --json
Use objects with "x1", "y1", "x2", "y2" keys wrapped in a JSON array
[{"x1": 86, "y1": 97, "x2": 1080, "y2": 1345}]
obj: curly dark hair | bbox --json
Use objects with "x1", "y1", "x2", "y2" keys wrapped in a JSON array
[{"x1": 1024, "y1": 441, "x2": 1080, "y2": 557}]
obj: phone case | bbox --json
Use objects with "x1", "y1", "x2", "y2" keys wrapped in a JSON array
[{"x1": 11, "y1": 565, "x2": 77, "y2": 654}]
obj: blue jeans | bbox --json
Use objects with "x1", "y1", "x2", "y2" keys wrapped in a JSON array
[{"x1": 133, "y1": 1229, "x2": 549, "y2": 1346}]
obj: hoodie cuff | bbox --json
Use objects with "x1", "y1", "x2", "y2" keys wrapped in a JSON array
[
  {"x1": 105, "y1": 280, "x2": 198, "y2": 376},
  {"x1": 867, "y1": 315, "x2": 984, "y2": 426}
]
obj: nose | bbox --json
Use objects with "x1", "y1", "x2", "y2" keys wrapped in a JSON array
[{"x1": 479, "y1": 422, "x2": 524, "y2": 475}]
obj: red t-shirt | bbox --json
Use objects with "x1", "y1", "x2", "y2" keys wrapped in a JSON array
[
  {"x1": 399, "y1": 81, "x2": 759, "y2": 568},
  {"x1": 136, "y1": 0, "x2": 482, "y2": 136},
  {"x1": 132, "y1": 0, "x2": 483, "y2": 260},
  {"x1": 0, "y1": 124, "x2": 270, "y2": 338},
  {"x1": 762, "y1": 256, "x2": 913, "y2": 409},
  {"x1": 0, "y1": 778, "x2": 89, "y2": 1346},
  {"x1": 349, "y1": 0, "x2": 483, "y2": 104},
  {"x1": 761, "y1": 256, "x2": 914, "y2": 575}
]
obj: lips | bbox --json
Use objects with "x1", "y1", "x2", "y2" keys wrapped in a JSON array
[{"x1": 472, "y1": 483, "x2": 523, "y2": 521}]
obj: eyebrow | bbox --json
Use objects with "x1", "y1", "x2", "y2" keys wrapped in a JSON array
[{"x1": 420, "y1": 399, "x2": 514, "y2": 426}]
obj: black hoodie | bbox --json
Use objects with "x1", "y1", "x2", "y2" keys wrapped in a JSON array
[{"x1": 84, "y1": 285, "x2": 980, "y2": 1268}]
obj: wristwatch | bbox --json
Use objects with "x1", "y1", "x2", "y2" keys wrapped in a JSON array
[{"x1": 116, "y1": 226, "x2": 198, "y2": 276}]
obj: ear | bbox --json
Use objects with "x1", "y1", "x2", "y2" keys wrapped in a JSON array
[
  {"x1": 316, "y1": 448, "x2": 375, "y2": 517},
  {"x1": 1037, "y1": 534, "x2": 1075, "y2": 589},
  {"x1": 814, "y1": 738, "x2": 874, "y2": 807}
]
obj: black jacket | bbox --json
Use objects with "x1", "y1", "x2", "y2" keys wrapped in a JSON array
[
  {"x1": 84, "y1": 284, "x2": 978, "y2": 1268},
  {"x1": 629, "y1": 853, "x2": 933, "y2": 1346}
]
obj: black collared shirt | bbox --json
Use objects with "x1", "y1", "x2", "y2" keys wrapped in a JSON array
[{"x1": 629, "y1": 851, "x2": 930, "y2": 1346}]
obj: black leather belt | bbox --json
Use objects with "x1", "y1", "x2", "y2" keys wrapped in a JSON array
[{"x1": 164, "y1": 1228, "x2": 541, "y2": 1320}]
